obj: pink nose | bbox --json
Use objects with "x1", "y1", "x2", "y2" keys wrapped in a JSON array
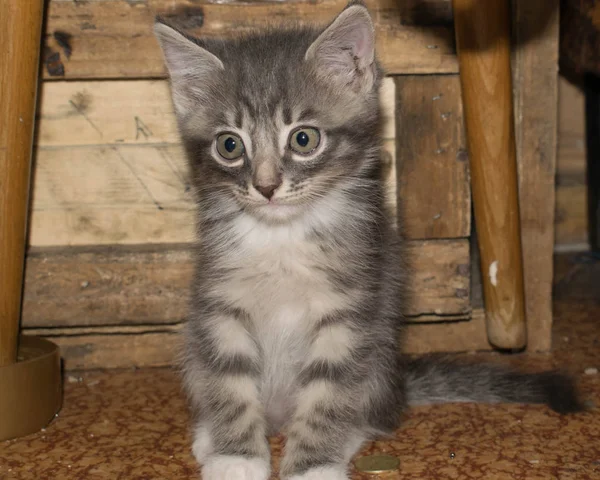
[{"x1": 255, "y1": 183, "x2": 280, "y2": 200}]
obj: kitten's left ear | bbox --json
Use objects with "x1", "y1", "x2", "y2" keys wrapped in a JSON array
[{"x1": 305, "y1": 4, "x2": 377, "y2": 94}]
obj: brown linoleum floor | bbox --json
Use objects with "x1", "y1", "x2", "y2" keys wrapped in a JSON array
[{"x1": 1, "y1": 254, "x2": 599, "y2": 479}]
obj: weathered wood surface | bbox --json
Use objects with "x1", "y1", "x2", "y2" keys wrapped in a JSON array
[
  {"x1": 30, "y1": 79, "x2": 405, "y2": 246},
  {"x1": 395, "y1": 75, "x2": 470, "y2": 239},
  {"x1": 36, "y1": 80, "x2": 179, "y2": 146},
  {"x1": 556, "y1": 76, "x2": 588, "y2": 249},
  {"x1": 36, "y1": 78, "x2": 396, "y2": 147},
  {"x1": 42, "y1": 0, "x2": 456, "y2": 80},
  {"x1": 29, "y1": 144, "x2": 195, "y2": 246},
  {"x1": 511, "y1": 0, "x2": 560, "y2": 352},
  {"x1": 24, "y1": 309, "x2": 488, "y2": 370},
  {"x1": 33, "y1": 327, "x2": 181, "y2": 370},
  {"x1": 21, "y1": 239, "x2": 470, "y2": 328}
]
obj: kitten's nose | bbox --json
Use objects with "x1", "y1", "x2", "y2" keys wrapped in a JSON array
[{"x1": 255, "y1": 183, "x2": 280, "y2": 200}]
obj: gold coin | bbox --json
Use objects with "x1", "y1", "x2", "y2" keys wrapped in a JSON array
[{"x1": 355, "y1": 454, "x2": 400, "y2": 474}]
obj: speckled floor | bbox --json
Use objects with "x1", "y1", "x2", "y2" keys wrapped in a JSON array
[{"x1": 1, "y1": 254, "x2": 599, "y2": 480}]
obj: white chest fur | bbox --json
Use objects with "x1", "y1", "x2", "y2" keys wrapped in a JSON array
[
  {"x1": 212, "y1": 213, "x2": 349, "y2": 325},
  {"x1": 208, "y1": 212, "x2": 351, "y2": 430}
]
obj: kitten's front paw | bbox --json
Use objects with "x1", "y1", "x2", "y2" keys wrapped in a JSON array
[
  {"x1": 201, "y1": 455, "x2": 270, "y2": 480},
  {"x1": 192, "y1": 424, "x2": 213, "y2": 464},
  {"x1": 287, "y1": 465, "x2": 348, "y2": 480}
]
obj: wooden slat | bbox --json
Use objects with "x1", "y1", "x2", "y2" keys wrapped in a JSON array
[
  {"x1": 23, "y1": 308, "x2": 488, "y2": 370},
  {"x1": 404, "y1": 308, "x2": 489, "y2": 353},
  {"x1": 36, "y1": 78, "x2": 396, "y2": 147},
  {"x1": 21, "y1": 239, "x2": 470, "y2": 329},
  {"x1": 30, "y1": 79, "x2": 397, "y2": 246},
  {"x1": 36, "y1": 328, "x2": 180, "y2": 370},
  {"x1": 395, "y1": 75, "x2": 470, "y2": 239},
  {"x1": 556, "y1": 76, "x2": 588, "y2": 249},
  {"x1": 555, "y1": 185, "x2": 589, "y2": 249},
  {"x1": 406, "y1": 239, "x2": 470, "y2": 317},
  {"x1": 29, "y1": 144, "x2": 195, "y2": 246},
  {"x1": 29, "y1": 144, "x2": 396, "y2": 247},
  {"x1": 22, "y1": 246, "x2": 193, "y2": 328},
  {"x1": 511, "y1": 0, "x2": 559, "y2": 352},
  {"x1": 37, "y1": 80, "x2": 179, "y2": 146},
  {"x1": 558, "y1": 77, "x2": 586, "y2": 178},
  {"x1": 42, "y1": 0, "x2": 457, "y2": 80}
]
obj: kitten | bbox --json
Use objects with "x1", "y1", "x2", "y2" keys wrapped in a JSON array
[{"x1": 154, "y1": 3, "x2": 582, "y2": 479}]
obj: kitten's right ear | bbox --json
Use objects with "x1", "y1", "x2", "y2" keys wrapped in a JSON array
[{"x1": 154, "y1": 20, "x2": 224, "y2": 115}]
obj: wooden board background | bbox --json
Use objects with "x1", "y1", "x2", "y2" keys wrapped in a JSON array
[
  {"x1": 31, "y1": 80, "x2": 391, "y2": 246},
  {"x1": 21, "y1": 240, "x2": 471, "y2": 329},
  {"x1": 42, "y1": 0, "x2": 456, "y2": 80},
  {"x1": 25, "y1": 0, "x2": 582, "y2": 368},
  {"x1": 25, "y1": 310, "x2": 490, "y2": 370},
  {"x1": 511, "y1": 0, "x2": 559, "y2": 352},
  {"x1": 30, "y1": 76, "x2": 470, "y2": 246},
  {"x1": 395, "y1": 75, "x2": 470, "y2": 239},
  {"x1": 21, "y1": 239, "x2": 475, "y2": 370},
  {"x1": 31, "y1": 75, "x2": 471, "y2": 246},
  {"x1": 555, "y1": 76, "x2": 588, "y2": 250}
]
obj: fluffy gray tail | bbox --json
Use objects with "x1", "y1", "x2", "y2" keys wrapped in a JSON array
[{"x1": 404, "y1": 356, "x2": 584, "y2": 414}]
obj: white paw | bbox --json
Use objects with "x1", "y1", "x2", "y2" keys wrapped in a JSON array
[
  {"x1": 192, "y1": 424, "x2": 213, "y2": 464},
  {"x1": 202, "y1": 455, "x2": 270, "y2": 480},
  {"x1": 287, "y1": 465, "x2": 348, "y2": 480}
]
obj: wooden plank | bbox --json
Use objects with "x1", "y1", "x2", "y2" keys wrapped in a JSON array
[
  {"x1": 555, "y1": 184, "x2": 589, "y2": 248},
  {"x1": 29, "y1": 143, "x2": 396, "y2": 247},
  {"x1": 407, "y1": 239, "x2": 470, "y2": 317},
  {"x1": 395, "y1": 75, "x2": 470, "y2": 239},
  {"x1": 42, "y1": 0, "x2": 457, "y2": 80},
  {"x1": 37, "y1": 80, "x2": 179, "y2": 146},
  {"x1": 22, "y1": 246, "x2": 193, "y2": 328},
  {"x1": 30, "y1": 79, "x2": 396, "y2": 246},
  {"x1": 404, "y1": 308, "x2": 489, "y2": 353},
  {"x1": 29, "y1": 144, "x2": 195, "y2": 246},
  {"x1": 511, "y1": 0, "x2": 559, "y2": 352},
  {"x1": 558, "y1": 77, "x2": 586, "y2": 178},
  {"x1": 37, "y1": 328, "x2": 180, "y2": 370},
  {"x1": 36, "y1": 78, "x2": 397, "y2": 147},
  {"x1": 23, "y1": 308, "x2": 488, "y2": 370},
  {"x1": 555, "y1": 77, "x2": 588, "y2": 249},
  {"x1": 21, "y1": 239, "x2": 470, "y2": 329}
]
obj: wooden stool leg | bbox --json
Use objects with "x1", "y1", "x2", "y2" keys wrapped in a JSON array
[
  {"x1": 452, "y1": 0, "x2": 527, "y2": 349},
  {"x1": 0, "y1": 1, "x2": 62, "y2": 442},
  {"x1": 0, "y1": 2, "x2": 45, "y2": 363}
]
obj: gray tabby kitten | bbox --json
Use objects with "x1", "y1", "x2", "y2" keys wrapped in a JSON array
[{"x1": 154, "y1": 3, "x2": 581, "y2": 479}]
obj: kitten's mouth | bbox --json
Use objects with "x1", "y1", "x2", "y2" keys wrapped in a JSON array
[{"x1": 251, "y1": 200, "x2": 305, "y2": 222}]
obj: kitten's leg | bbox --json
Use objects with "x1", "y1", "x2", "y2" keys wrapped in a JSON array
[
  {"x1": 281, "y1": 321, "x2": 382, "y2": 480},
  {"x1": 183, "y1": 310, "x2": 269, "y2": 480}
]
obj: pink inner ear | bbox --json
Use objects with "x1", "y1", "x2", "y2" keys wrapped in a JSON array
[
  {"x1": 353, "y1": 31, "x2": 368, "y2": 59},
  {"x1": 344, "y1": 20, "x2": 373, "y2": 64}
]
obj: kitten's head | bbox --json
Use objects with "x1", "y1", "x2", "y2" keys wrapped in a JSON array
[{"x1": 155, "y1": 3, "x2": 383, "y2": 224}]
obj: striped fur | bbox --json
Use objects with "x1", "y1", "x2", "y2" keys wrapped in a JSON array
[{"x1": 154, "y1": 3, "x2": 583, "y2": 479}]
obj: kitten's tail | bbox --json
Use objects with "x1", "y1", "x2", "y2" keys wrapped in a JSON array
[{"x1": 403, "y1": 356, "x2": 585, "y2": 414}]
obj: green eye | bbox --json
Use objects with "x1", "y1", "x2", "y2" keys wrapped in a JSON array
[
  {"x1": 216, "y1": 133, "x2": 245, "y2": 160},
  {"x1": 289, "y1": 127, "x2": 320, "y2": 155}
]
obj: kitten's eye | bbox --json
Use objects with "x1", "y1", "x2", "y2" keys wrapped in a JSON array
[
  {"x1": 289, "y1": 127, "x2": 320, "y2": 155},
  {"x1": 216, "y1": 133, "x2": 245, "y2": 160}
]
